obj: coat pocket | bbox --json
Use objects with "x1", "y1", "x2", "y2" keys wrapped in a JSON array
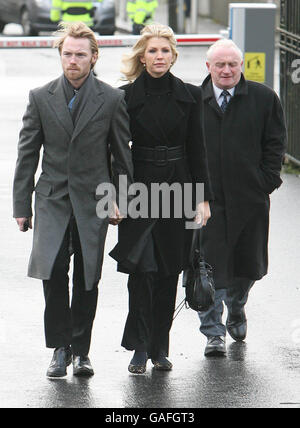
[
  {"x1": 35, "y1": 179, "x2": 52, "y2": 196},
  {"x1": 258, "y1": 168, "x2": 282, "y2": 194}
]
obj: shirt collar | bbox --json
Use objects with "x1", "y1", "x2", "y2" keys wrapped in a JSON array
[{"x1": 212, "y1": 83, "x2": 235, "y2": 101}]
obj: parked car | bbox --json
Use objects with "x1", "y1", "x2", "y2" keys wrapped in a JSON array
[{"x1": 0, "y1": 0, "x2": 115, "y2": 36}]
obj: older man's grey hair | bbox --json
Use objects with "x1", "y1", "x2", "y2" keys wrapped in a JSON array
[{"x1": 206, "y1": 39, "x2": 243, "y2": 63}]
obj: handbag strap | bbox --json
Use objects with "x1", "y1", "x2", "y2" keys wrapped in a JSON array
[{"x1": 189, "y1": 227, "x2": 204, "y2": 263}]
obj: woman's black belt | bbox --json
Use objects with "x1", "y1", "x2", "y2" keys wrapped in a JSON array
[{"x1": 132, "y1": 145, "x2": 185, "y2": 167}]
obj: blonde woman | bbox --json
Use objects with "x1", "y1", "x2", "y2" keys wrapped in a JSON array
[{"x1": 110, "y1": 24, "x2": 213, "y2": 374}]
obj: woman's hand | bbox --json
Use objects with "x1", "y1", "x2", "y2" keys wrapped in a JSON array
[{"x1": 194, "y1": 201, "x2": 211, "y2": 227}]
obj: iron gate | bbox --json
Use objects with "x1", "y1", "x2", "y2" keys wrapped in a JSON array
[{"x1": 279, "y1": 0, "x2": 300, "y2": 165}]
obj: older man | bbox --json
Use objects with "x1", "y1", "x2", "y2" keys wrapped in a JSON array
[
  {"x1": 199, "y1": 39, "x2": 286, "y2": 356},
  {"x1": 13, "y1": 22, "x2": 133, "y2": 377}
]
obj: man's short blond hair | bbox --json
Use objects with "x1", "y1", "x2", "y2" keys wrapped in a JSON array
[{"x1": 53, "y1": 21, "x2": 99, "y2": 66}]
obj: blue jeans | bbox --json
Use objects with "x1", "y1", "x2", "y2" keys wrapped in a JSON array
[{"x1": 198, "y1": 278, "x2": 254, "y2": 338}]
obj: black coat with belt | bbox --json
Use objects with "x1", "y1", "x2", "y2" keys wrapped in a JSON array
[
  {"x1": 110, "y1": 70, "x2": 213, "y2": 275},
  {"x1": 200, "y1": 74, "x2": 287, "y2": 287}
]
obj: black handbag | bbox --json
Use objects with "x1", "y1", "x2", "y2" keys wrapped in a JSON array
[{"x1": 182, "y1": 228, "x2": 215, "y2": 312}]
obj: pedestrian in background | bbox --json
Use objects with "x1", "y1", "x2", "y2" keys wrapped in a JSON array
[
  {"x1": 127, "y1": 0, "x2": 158, "y2": 35},
  {"x1": 50, "y1": 0, "x2": 103, "y2": 27},
  {"x1": 13, "y1": 22, "x2": 133, "y2": 378},
  {"x1": 198, "y1": 39, "x2": 286, "y2": 357},
  {"x1": 110, "y1": 23, "x2": 213, "y2": 374}
]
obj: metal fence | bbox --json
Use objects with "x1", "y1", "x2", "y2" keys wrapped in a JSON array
[{"x1": 279, "y1": 0, "x2": 300, "y2": 165}]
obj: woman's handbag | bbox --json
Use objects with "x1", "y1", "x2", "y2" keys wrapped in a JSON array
[{"x1": 182, "y1": 229, "x2": 215, "y2": 312}]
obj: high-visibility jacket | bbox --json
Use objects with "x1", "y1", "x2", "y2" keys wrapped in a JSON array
[
  {"x1": 127, "y1": 0, "x2": 158, "y2": 25},
  {"x1": 51, "y1": 0, "x2": 102, "y2": 27}
]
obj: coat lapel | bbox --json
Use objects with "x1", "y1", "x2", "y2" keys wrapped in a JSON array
[
  {"x1": 127, "y1": 72, "x2": 195, "y2": 143},
  {"x1": 47, "y1": 75, "x2": 74, "y2": 137},
  {"x1": 201, "y1": 75, "x2": 223, "y2": 118},
  {"x1": 126, "y1": 73, "x2": 161, "y2": 142},
  {"x1": 72, "y1": 74, "x2": 105, "y2": 141},
  {"x1": 201, "y1": 73, "x2": 249, "y2": 117},
  {"x1": 162, "y1": 76, "x2": 195, "y2": 137}
]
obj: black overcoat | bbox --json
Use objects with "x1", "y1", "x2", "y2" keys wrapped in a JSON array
[
  {"x1": 110, "y1": 71, "x2": 213, "y2": 275},
  {"x1": 201, "y1": 74, "x2": 286, "y2": 287}
]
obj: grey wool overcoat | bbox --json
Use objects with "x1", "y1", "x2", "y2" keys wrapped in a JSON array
[{"x1": 13, "y1": 73, "x2": 133, "y2": 290}]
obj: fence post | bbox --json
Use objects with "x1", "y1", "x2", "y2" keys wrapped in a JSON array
[{"x1": 279, "y1": 0, "x2": 300, "y2": 166}]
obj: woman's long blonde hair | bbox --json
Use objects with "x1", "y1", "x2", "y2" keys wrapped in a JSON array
[{"x1": 121, "y1": 23, "x2": 178, "y2": 82}]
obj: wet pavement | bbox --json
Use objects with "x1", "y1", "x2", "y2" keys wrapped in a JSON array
[{"x1": 1, "y1": 41, "x2": 300, "y2": 409}]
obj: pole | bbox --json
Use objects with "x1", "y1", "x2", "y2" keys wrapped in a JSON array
[
  {"x1": 199, "y1": 0, "x2": 210, "y2": 17},
  {"x1": 119, "y1": 0, "x2": 127, "y2": 21},
  {"x1": 190, "y1": 0, "x2": 198, "y2": 33},
  {"x1": 177, "y1": 0, "x2": 185, "y2": 33},
  {"x1": 168, "y1": 0, "x2": 178, "y2": 33}
]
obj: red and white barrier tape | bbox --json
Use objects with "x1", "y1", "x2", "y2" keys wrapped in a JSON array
[{"x1": 0, "y1": 34, "x2": 222, "y2": 49}]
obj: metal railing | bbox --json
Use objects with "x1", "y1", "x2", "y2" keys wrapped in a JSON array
[{"x1": 279, "y1": 0, "x2": 300, "y2": 165}]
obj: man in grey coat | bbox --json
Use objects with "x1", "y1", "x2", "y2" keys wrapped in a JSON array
[
  {"x1": 198, "y1": 39, "x2": 286, "y2": 357},
  {"x1": 13, "y1": 22, "x2": 133, "y2": 377}
]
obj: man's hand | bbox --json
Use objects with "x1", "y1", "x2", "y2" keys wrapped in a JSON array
[
  {"x1": 16, "y1": 217, "x2": 32, "y2": 232},
  {"x1": 109, "y1": 202, "x2": 123, "y2": 226},
  {"x1": 194, "y1": 201, "x2": 211, "y2": 227}
]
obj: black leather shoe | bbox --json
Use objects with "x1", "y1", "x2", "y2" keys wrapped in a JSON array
[
  {"x1": 72, "y1": 355, "x2": 94, "y2": 377},
  {"x1": 46, "y1": 347, "x2": 72, "y2": 377},
  {"x1": 226, "y1": 310, "x2": 247, "y2": 342},
  {"x1": 151, "y1": 357, "x2": 173, "y2": 371},
  {"x1": 204, "y1": 336, "x2": 227, "y2": 357}
]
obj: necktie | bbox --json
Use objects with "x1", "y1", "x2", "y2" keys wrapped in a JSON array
[
  {"x1": 68, "y1": 89, "x2": 78, "y2": 112},
  {"x1": 220, "y1": 90, "x2": 231, "y2": 112}
]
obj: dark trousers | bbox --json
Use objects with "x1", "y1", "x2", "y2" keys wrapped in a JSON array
[
  {"x1": 43, "y1": 217, "x2": 98, "y2": 356},
  {"x1": 198, "y1": 277, "x2": 254, "y2": 338},
  {"x1": 121, "y1": 272, "x2": 179, "y2": 359}
]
